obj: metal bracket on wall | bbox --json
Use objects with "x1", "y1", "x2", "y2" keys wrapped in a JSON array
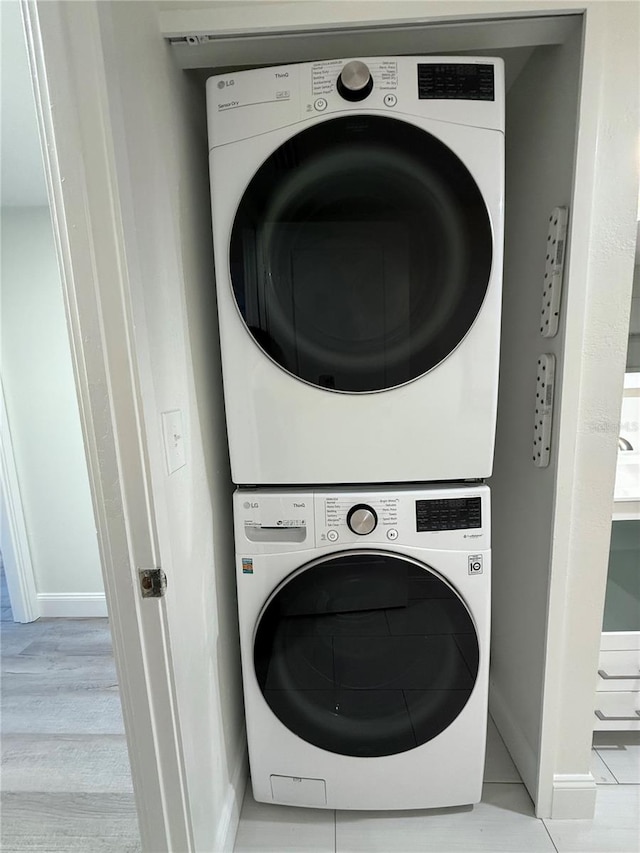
[
  {"x1": 533, "y1": 354, "x2": 555, "y2": 468},
  {"x1": 540, "y1": 206, "x2": 568, "y2": 338}
]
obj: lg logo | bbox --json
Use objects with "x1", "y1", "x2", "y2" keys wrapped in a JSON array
[{"x1": 217, "y1": 79, "x2": 235, "y2": 89}]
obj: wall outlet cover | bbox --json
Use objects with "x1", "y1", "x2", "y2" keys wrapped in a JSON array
[
  {"x1": 533, "y1": 354, "x2": 555, "y2": 468},
  {"x1": 161, "y1": 409, "x2": 186, "y2": 475},
  {"x1": 541, "y1": 207, "x2": 568, "y2": 338}
]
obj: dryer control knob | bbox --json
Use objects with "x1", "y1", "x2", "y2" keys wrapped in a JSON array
[
  {"x1": 337, "y1": 61, "x2": 373, "y2": 102},
  {"x1": 347, "y1": 504, "x2": 378, "y2": 536}
]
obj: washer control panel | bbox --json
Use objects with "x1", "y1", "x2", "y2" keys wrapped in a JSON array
[
  {"x1": 234, "y1": 486, "x2": 490, "y2": 552},
  {"x1": 315, "y1": 485, "x2": 489, "y2": 549}
]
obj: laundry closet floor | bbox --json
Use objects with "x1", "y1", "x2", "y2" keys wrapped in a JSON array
[{"x1": 234, "y1": 720, "x2": 640, "y2": 853}]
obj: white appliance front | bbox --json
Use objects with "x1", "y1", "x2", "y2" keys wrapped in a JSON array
[
  {"x1": 208, "y1": 57, "x2": 505, "y2": 485},
  {"x1": 234, "y1": 484, "x2": 491, "y2": 810}
]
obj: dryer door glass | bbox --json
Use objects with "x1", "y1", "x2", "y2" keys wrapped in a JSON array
[
  {"x1": 230, "y1": 115, "x2": 492, "y2": 392},
  {"x1": 254, "y1": 551, "x2": 480, "y2": 757}
]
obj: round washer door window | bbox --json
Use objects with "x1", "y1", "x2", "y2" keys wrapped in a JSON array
[
  {"x1": 254, "y1": 551, "x2": 479, "y2": 757},
  {"x1": 230, "y1": 115, "x2": 492, "y2": 392}
]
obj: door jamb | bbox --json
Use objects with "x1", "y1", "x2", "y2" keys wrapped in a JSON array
[
  {"x1": 0, "y1": 379, "x2": 39, "y2": 623},
  {"x1": 21, "y1": 2, "x2": 194, "y2": 850}
]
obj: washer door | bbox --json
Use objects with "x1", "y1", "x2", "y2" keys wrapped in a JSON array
[
  {"x1": 254, "y1": 551, "x2": 479, "y2": 758},
  {"x1": 230, "y1": 115, "x2": 492, "y2": 393}
]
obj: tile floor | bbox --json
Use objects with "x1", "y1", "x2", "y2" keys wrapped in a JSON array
[
  {"x1": 234, "y1": 722, "x2": 640, "y2": 853},
  {"x1": 2, "y1": 567, "x2": 637, "y2": 852}
]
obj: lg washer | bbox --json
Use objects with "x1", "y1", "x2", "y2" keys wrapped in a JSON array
[
  {"x1": 207, "y1": 57, "x2": 505, "y2": 485},
  {"x1": 234, "y1": 484, "x2": 491, "y2": 810}
]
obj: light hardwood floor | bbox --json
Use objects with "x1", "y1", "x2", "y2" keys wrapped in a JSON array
[{"x1": 0, "y1": 568, "x2": 140, "y2": 852}]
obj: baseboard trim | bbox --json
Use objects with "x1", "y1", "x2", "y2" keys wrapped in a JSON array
[
  {"x1": 215, "y1": 736, "x2": 249, "y2": 853},
  {"x1": 550, "y1": 774, "x2": 597, "y2": 819},
  {"x1": 489, "y1": 677, "x2": 538, "y2": 799},
  {"x1": 37, "y1": 593, "x2": 108, "y2": 618}
]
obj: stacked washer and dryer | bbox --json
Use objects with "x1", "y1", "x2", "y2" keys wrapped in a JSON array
[{"x1": 207, "y1": 56, "x2": 504, "y2": 811}]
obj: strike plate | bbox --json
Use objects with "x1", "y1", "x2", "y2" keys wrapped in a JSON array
[{"x1": 139, "y1": 568, "x2": 167, "y2": 598}]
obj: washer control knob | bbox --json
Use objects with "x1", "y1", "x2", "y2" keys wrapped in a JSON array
[
  {"x1": 337, "y1": 61, "x2": 373, "y2": 102},
  {"x1": 347, "y1": 504, "x2": 378, "y2": 535}
]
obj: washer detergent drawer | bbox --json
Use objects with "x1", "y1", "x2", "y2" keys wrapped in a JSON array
[{"x1": 271, "y1": 775, "x2": 327, "y2": 806}]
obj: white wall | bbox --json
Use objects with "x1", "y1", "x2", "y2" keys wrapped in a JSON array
[
  {"x1": 95, "y1": 2, "x2": 245, "y2": 849},
  {"x1": 488, "y1": 27, "x2": 583, "y2": 797},
  {"x1": 0, "y1": 1, "x2": 48, "y2": 208},
  {"x1": 1, "y1": 207, "x2": 103, "y2": 603},
  {"x1": 538, "y1": 1, "x2": 638, "y2": 819}
]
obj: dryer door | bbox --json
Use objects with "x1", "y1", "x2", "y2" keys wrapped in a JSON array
[
  {"x1": 253, "y1": 551, "x2": 479, "y2": 757},
  {"x1": 230, "y1": 115, "x2": 493, "y2": 393}
]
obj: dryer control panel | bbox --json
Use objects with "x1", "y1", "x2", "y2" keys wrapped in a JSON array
[{"x1": 207, "y1": 55, "x2": 505, "y2": 148}]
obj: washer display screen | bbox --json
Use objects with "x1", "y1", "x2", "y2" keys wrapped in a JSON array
[
  {"x1": 416, "y1": 497, "x2": 482, "y2": 532},
  {"x1": 254, "y1": 551, "x2": 479, "y2": 757},
  {"x1": 230, "y1": 115, "x2": 492, "y2": 393}
]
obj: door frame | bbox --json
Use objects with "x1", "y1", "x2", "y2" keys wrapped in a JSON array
[
  {"x1": 21, "y1": 2, "x2": 193, "y2": 850},
  {"x1": 0, "y1": 379, "x2": 39, "y2": 623}
]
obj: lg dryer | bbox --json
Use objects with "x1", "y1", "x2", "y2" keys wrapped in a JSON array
[
  {"x1": 234, "y1": 484, "x2": 491, "y2": 810},
  {"x1": 208, "y1": 57, "x2": 504, "y2": 484}
]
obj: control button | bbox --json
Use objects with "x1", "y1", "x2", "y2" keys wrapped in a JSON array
[
  {"x1": 387, "y1": 528, "x2": 398, "y2": 541},
  {"x1": 347, "y1": 504, "x2": 378, "y2": 536},
  {"x1": 327, "y1": 529, "x2": 339, "y2": 542},
  {"x1": 383, "y1": 93, "x2": 397, "y2": 107},
  {"x1": 337, "y1": 61, "x2": 373, "y2": 102},
  {"x1": 314, "y1": 98, "x2": 328, "y2": 111}
]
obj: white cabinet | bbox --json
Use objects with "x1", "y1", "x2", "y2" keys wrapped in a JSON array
[
  {"x1": 595, "y1": 638, "x2": 640, "y2": 731},
  {"x1": 596, "y1": 376, "x2": 640, "y2": 731}
]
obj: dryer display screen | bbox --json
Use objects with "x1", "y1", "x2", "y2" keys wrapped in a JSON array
[
  {"x1": 416, "y1": 497, "x2": 482, "y2": 532},
  {"x1": 417, "y1": 64, "x2": 495, "y2": 101}
]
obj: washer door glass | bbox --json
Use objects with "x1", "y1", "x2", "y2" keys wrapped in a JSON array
[
  {"x1": 230, "y1": 115, "x2": 492, "y2": 392},
  {"x1": 254, "y1": 551, "x2": 479, "y2": 757}
]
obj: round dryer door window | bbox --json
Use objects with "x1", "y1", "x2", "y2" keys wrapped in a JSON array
[
  {"x1": 253, "y1": 551, "x2": 480, "y2": 758},
  {"x1": 230, "y1": 115, "x2": 492, "y2": 392}
]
